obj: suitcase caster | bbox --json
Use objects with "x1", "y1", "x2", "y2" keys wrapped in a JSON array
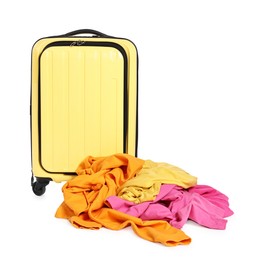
[{"x1": 31, "y1": 175, "x2": 50, "y2": 196}]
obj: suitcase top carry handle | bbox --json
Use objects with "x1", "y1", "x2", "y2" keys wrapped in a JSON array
[{"x1": 64, "y1": 29, "x2": 110, "y2": 38}]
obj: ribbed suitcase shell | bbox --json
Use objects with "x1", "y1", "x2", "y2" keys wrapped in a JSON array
[{"x1": 30, "y1": 30, "x2": 138, "y2": 190}]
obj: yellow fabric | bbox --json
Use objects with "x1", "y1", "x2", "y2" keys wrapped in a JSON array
[
  {"x1": 118, "y1": 160, "x2": 197, "y2": 203},
  {"x1": 55, "y1": 154, "x2": 191, "y2": 246}
]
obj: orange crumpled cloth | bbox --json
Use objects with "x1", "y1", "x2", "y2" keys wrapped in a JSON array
[{"x1": 55, "y1": 153, "x2": 191, "y2": 246}]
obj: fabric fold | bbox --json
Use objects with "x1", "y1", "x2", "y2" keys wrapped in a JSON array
[
  {"x1": 107, "y1": 184, "x2": 234, "y2": 230},
  {"x1": 55, "y1": 154, "x2": 191, "y2": 246},
  {"x1": 117, "y1": 160, "x2": 197, "y2": 203}
]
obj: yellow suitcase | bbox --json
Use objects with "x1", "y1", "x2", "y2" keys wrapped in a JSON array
[{"x1": 30, "y1": 29, "x2": 138, "y2": 195}]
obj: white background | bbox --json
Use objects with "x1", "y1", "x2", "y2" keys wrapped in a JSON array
[{"x1": 0, "y1": 0, "x2": 259, "y2": 258}]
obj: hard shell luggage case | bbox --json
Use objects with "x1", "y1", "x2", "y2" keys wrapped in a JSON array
[{"x1": 30, "y1": 29, "x2": 138, "y2": 195}]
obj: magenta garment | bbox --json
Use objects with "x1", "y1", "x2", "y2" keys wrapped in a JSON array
[{"x1": 106, "y1": 184, "x2": 234, "y2": 230}]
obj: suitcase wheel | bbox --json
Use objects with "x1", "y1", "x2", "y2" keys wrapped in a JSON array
[
  {"x1": 32, "y1": 181, "x2": 46, "y2": 196},
  {"x1": 31, "y1": 176, "x2": 50, "y2": 196}
]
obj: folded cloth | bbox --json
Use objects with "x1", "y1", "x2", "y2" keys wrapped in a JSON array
[
  {"x1": 117, "y1": 160, "x2": 197, "y2": 203},
  {"x1": 107, "y1": 184, "x2": 234, "y2": 230},
  {"x1": 55, "y1": 154, "x2": 191, "y2": 246}
]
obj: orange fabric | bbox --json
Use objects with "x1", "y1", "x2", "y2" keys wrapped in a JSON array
[{"x1": 55, "y1": 154, "x2": 191, "y2": 246}]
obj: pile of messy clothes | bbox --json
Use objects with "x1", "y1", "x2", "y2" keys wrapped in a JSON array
[{"x1": 55, "y1": 154, "x2": 233, "y2": 246}]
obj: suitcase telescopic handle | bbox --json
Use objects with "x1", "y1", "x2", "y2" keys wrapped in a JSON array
[{"x1": 64, "y1": 29, "x2": 110, "y2": 38}]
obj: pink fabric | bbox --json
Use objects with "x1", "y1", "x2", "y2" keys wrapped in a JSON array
[{"x1": 106, "y1": 184, "x2": 234, "y2": 230}]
